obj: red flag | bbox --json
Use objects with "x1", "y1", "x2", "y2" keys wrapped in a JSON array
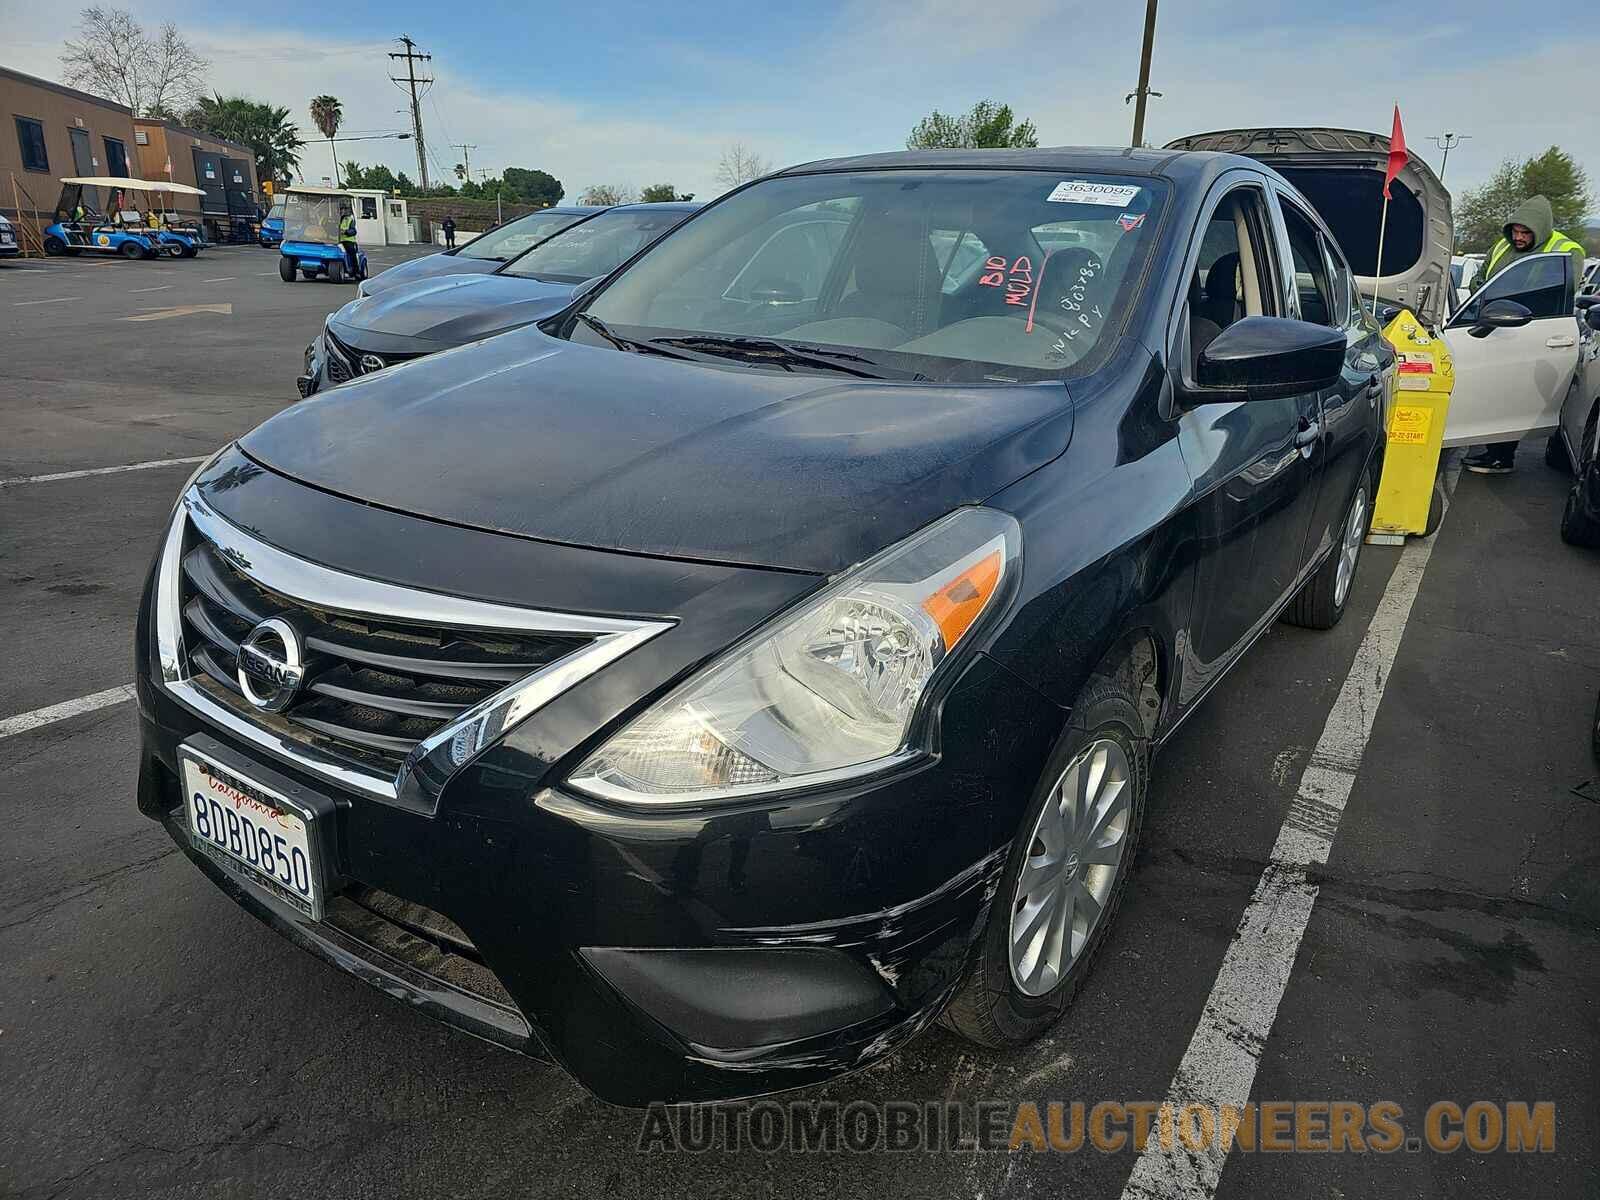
[{"x1": 1383, "y1": 106, "x2": 1408, "y2": 199}]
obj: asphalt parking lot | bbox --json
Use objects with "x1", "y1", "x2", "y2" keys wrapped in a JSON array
[{"x1": 2, "y1": 246, "x2": 1597, "y2": 1198}]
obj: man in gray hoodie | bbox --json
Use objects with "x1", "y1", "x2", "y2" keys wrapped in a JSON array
[{"x1": 1464, "y1": 195, "x2": 1587, "y2": 473}]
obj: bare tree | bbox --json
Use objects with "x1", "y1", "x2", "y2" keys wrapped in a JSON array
[
  {"x1": 60, "y1": 7, "x2": 208, "y2": 117},
  {"x1": 714, "y1": 144, "x2": 770, "y2": 190},
  {"x1": 579, "y1": 183, "x2": 634, "y2": 206}
]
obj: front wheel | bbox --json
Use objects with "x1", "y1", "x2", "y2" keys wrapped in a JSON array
[
  {"x1": 1283, "y1": 472, "x2": 1373, "y2": 630},
  {"x1": 943, "y1": 679, "x2": 1148, "y2": 1047},
  {"x1": 120, "y1": 241, "x2": 144, "y2": 259},
  {"x1": 278, "y1": 256, "x2": 296, "y2": 282},
  {"x1": 43, "y1": 235, "x2": 66, "y2": 256},
  {"x1": 179, "y1": 244, "x2": 197, "y2": 258}
]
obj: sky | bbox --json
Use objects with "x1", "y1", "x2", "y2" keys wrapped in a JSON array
[{"x1": 5, "y1": 0, "x2": 1598, "y2": 208}]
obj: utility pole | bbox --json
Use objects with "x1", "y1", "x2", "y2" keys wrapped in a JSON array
[
  {"x1": 452, "y1": 143, "x2": 477, "y2": 185},
  {"x1": 1430, "y1": 132, "x2": 1470, "y2": 182},
  {"x1": 473, "y1": 168, "x2": 500, "y2": 225},
  {"x1": 389, "y1": 36, "x2": 433, "y2": 190},
  {"x1": 1126, "y1": 0, "x2": 1161, "y2": 148}
]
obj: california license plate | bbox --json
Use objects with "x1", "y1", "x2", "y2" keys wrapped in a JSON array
[{"x1": 181, "y1": 751, "x2": 323, "y2": 918}]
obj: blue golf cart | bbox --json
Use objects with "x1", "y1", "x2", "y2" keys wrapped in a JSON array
[
  {"x1": 42, "y1": 177, "x2": 208, "y2": 260},
  {"x1": 278, "y1": 185, "x2": 367, "y2": 283}
]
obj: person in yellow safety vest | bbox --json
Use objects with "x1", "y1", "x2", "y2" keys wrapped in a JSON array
[
  {"x1": 338, "y1": 203, "x2": 360, "y2": 278},
  {"x1": 1465, "y1": 195, "x2": 1588, "y2": 475}
]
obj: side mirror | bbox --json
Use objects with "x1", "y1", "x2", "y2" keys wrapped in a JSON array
[
  {"x1": 1586, "y1": 306, "x2": 1600, "y2": 333},
  {"x1": 1576, "y1": 293, "x2": 1600, "y2": 311},
  {"x1": 1469, "y1": 298, "x2": 1533, "y2": 338},
  {"x1": 1193, "y1": 315, "x2": 1347, "y2": 402}
]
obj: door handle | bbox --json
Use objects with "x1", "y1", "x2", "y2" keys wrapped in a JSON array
[
  {"x1": 1295, "y1": 420, "x2": 1322, "y2": 449},
  {"x1": 1547, "y1": 335, "x2": 1576, "y2": 349}
]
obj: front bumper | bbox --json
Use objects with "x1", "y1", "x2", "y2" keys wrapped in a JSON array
[{"x1": 134, "y1": 455, "x2": 1062, "y2": 1104}]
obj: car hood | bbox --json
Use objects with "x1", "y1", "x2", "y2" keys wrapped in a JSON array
[
  {"x1": 241, "y1": 329, "x2": 1074, "y2": 573},
  {"x1": 359, "y1": 251, "x2": 500, "y2": 296},
  {"x1": 1166, "y1": 127, "x2": 1454, "y2": 327},
  {"x1": 329, "y1": 273, "x2": 578, "y2": 349}
]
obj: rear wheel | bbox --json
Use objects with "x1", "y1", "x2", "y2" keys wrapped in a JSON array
[
  {"x1": 1284, "y1": 471, "x2": 1373, "y2": 630},
  {"x1": 1545, "y1": 433, "x2": 1571, "y2": 473},
  {"x1": 120, "y1": 241, "x2": 144, "y2": 259},
  {"x1": 943, "y1": 678, "x2": 1147, "y2": 1047},
  {"x1": 328, "y1": 260, "x2": 346, "y2": 284},
  {"x1": 278, "y1": 256, "x2": 296, "y2": 282},
  {"x1": 179, "y1": 244, "x2": 197, "y2": 258},
  {"x1": 1560, "y1": 484, "x2": 1600, "y2": 547},
  {"x1": 43, "y1": 235, "x2": 66, "y2": 256}
]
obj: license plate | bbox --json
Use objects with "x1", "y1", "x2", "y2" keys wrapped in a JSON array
[{"x1": 181, "y1": 752, "x2": 323, "y2": 918}]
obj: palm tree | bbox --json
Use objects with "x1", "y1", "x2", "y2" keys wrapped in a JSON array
[{"x1": 309, "y1": 95, "x2": 343, "y2": 186}]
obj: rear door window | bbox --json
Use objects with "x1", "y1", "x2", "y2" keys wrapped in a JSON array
[{"x1": 1279, "y1": 199, "x2": 1336, "y2": 326}]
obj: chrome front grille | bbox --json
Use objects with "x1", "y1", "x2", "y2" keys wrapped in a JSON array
[
  {"x1": 179, "y1": 539, "x2": 587, "y2": 774},
  {"x1": 155, "y1": 487, "x2": 671, "y2": 808},
  {"x1": 325, "y1": 328, "x2": 419, "y2": 382}
]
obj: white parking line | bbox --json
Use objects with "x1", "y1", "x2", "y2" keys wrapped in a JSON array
[
  {"x1": 0, "y1": 685, "x2": 136, "y2": 740},
  {"x1": 255, "y1": 271, "x2": 279, "y2": 276},
  {"x1": 202, "y1": 276, "x2": 237, "y2": 283},
  {"x1": 1, "y1": 454, "x2": 209, "y2": 486},
  {"x1": 130, "y1": 284, "x2": 173, "y2": 293},
  {"x1": 1119, "y1": 467, "x2": 1459, "y2": 1199},
  {"x1": 12, "y1": 296, "x2": 82, "y2": 306}
]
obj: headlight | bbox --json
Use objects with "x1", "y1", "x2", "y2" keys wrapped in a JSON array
[{"x1": 567, "y1": 507, "x2": 1020, "y2": 807}]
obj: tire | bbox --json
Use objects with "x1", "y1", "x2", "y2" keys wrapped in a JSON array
[
  {"x1": 328, "y1": 260, "x2": 346, "y2": 284},
  {"x1": 1423, "y1": 474, "x2": 1447, "y2": 537},
  {"x1": 1559, "y1": 484, "x2": 1600, "y2": 547},
  {"x1": 120, "y1": 241, "x2": 144, "y2": 259},
  {"x1": 43, "y1": 235, "x2": 66, "y2": 256},
  {"x1": 943, "y1": 677, "x2": 1148, "y2": 1048},
  {"x1": 278, "y1": 256, "x2": 296, "y2": 282},
  {"x1": 179, "y1": 245, "x2": 197, "y2": 259},
  {"x1": 1592, "y1": 690, "x2": 1600, "y2": 768},
  {"x1": 1283, "y1": 470, "x2": 1374, "y2": 630},
  {"x1": 1545, "y1": 432, "x2": 1571, "y2": 473}
]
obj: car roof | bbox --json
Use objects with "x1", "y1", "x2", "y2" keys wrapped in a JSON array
[
  {"x1": 774, "y1": 146, "x2": 1256, "y2": 187},
  {"x1": 611, "y1": 202, "x2": 702, "y2": 212}
]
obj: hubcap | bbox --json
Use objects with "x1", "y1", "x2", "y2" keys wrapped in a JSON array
[
  {"x1": 1008, "y1": 738, "x2": 1132, "y2": 997},
  {"x1": 1334, "y1": 485, "x2": 1368, "y2": 609}
]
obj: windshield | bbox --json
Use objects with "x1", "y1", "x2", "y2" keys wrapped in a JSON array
[
  {"x1": 500, "y1": 208, "x2": 690, "y2": 283},
  {"x1": 283, "y1": 193, "x2": 341, "y2": 243},
  {"x1": 578, "y1": 170, "x2": 1167, "y2": 382},
  {"x1": 267, "y1": 200, "x2": 285, "y2": 220},
  {"x1": 458, "y1": 209, "x2": 583, "y2": 261}
]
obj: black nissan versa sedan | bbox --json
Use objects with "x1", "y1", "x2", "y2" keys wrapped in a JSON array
[{"x1": 135, "y1": 148, "x2": 1391, "y2": 1105}]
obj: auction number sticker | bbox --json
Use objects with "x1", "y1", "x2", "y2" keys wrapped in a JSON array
[
  {"x1": 1389, "y1": 404, "x2": 1432, "y2": 445},
  {"x1": 1047, "y1": 180, "x2": 1142, "y2": 206}
]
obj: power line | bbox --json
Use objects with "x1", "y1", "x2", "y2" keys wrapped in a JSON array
[{"x1": 388, "y1": 35, "x2": 434, "y2": 191}]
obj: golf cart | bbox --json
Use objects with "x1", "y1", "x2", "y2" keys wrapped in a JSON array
[
  {"x1": 278, "y1": 185, "x2": 366, "y2": 283},
  {"x1": 42, "y1": 178, "x2": 208, "y2": 259}
]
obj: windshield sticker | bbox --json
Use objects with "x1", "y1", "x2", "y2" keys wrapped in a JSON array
[
  {"x1": 978, "y1": 255, "x2": 1036, "y2": 307},
  {"x1": 1047, "y1": 180, "x2": 1141, "y2": 206},
  {"x1": 1117, "y1": 212, "x2": 1146, "y2": 232}
]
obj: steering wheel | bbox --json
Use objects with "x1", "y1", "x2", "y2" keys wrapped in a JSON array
[{"x1": 1028, "y1": 248, "x2": 1106, "y2": 336}]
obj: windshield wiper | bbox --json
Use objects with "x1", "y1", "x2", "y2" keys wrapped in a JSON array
[
  {"x1": 648, "y1": 334, "x2": 891, "y2": 379},
  {"x1": 573, "y1": 312, "x2": 690, "y2": 359}
]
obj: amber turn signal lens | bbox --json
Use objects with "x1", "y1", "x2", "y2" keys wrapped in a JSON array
[{"x1": 921, "y1": 550, "x2": 1003, "y2": 651}]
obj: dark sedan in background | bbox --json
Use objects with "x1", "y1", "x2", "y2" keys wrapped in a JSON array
[
  {"x1": 355, "y1": 204, "x2": 601, "y2": 298},
  {"x1": 298, "y1": 202, "x2": 697, "y2": 395},
  {"x1": 140, "y1": 149, "x2": 1387, "y2": 1105}
]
